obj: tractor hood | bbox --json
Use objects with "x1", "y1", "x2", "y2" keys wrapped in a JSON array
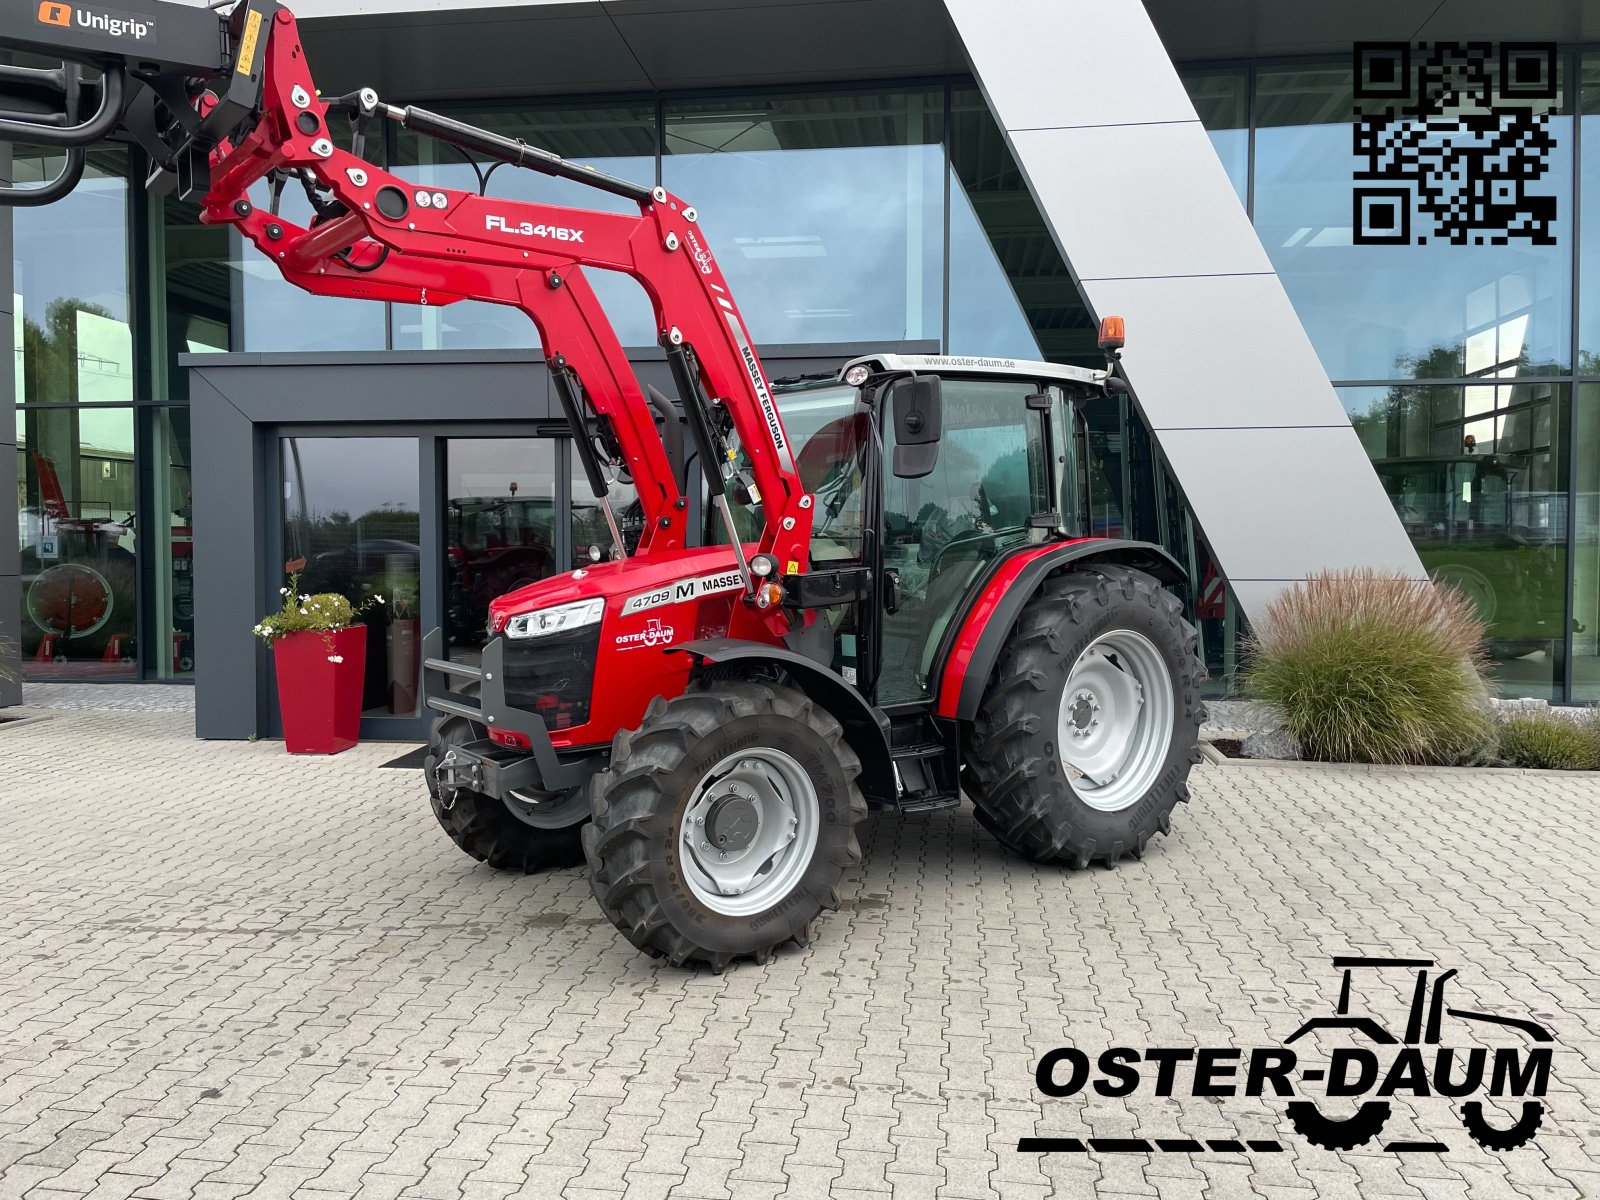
[{"x1": 486, "y1": 545, "x2": 748, "y2": 634}]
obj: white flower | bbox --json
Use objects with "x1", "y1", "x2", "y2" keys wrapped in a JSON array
[
  {"x1": 279, "y1": 587, "x2": 289, "y2": 595},
  {"x1": 311, "y1": 604, "x2": 320, "y2": 611},
  {"x1": 300, "y1": 593, "x2": 310, "y2": 602},
  {"x1": 327, "y1": 654, "x2": 344, "y2": 663},
  {"x1": 373, "y1": 595, "x2": 385, "y2": 604}
]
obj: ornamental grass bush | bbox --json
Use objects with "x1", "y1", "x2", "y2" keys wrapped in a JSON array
[
  {"x1": 1495, "y1": 712, "x2": 1600, "y2": 771},
  {"x1": 1241, "y1": 569, "x2": 1493, "y2": 765}
]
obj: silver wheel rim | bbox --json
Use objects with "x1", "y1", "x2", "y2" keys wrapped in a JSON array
[
  {"x1": 502, "y1": 788, "x2": 589, "y2": 829},
  {"x1": 679, "y1": 747, "x2": 820, "y2": 917},
  {"x1": 1058, "y1": 630, "x2": 1174, "y2": 813}
]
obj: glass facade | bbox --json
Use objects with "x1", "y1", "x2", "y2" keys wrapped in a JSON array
[
  {"x1": 1181, "y1": 54, "x2": 1593, "y2": 698},
  {"x1": 665, "y1": 92, "x2": 944, "y2": 347},
  {"x1": 14, "y1": 148, "x2": 139, "y2": 677},
  {"x1": 393, "y1": 107, "x2": 657, "y2": 350},
  {"x1": 9, "y1": 52, "x2": 1598, "y2": 701}
]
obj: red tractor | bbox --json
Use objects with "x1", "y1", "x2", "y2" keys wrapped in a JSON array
[{"x1": 1, "y1": 0, "x2": 1205, "y2": 970}]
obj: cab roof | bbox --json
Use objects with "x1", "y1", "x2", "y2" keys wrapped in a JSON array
[{"x1": 837, "y1": 353, "x2": 1107, "y2": 388}]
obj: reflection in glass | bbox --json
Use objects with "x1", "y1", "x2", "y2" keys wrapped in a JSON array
[
  {"x1": 445, "y1": 439, "x2": 559, "y2": 657},
  {"x1": 1573, "y1": 386, "x2": 1600, "y2": 701},
  {"x1": 13, "y1": 148, "x2": 132, "y2": 406},
  {"x1": 946, "y1": 87, "x2": 1090, "y2": 364},
  {"x1": 569, "y1": 446, "x2": 641, "y2": 569},
  {"x1": 152, "y1": 408, "x2": 195, "y2": 678},
  {"x1": 391, "y1": 106, "x2": 658, "y2": 350},
  {"x1": 1341, "y1": 384, "x2": 1569, "y2": 698},
  {"x1": 665, "y1": 91, "x2": 943, "y2": 347},
  {"x1": 282, "y1": 438, "x2": 421, "y2": 715},
  {"x1": 1182, "y1": 69, "x2": 1250, "y2": 205},
  {"x1": 240, "y1": 124, "x2": 387, "y2": 352},
  {"x1": 1255, "y1": 66, "x2": 1571, "y2": 382},
  {"x1": 16, "y1": 406, "x2": 138, "y2": 678},
  {"x1": 161, "y1": 195, "x2": 231, "y2": 402},
  {"x1": 1578, "y1": 55, "x2": 1600, "y2": 370}
]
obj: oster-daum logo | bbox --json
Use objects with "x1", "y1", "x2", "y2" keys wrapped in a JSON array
[
  {"x1": 1025, "y1": 958, "x2": 1555, "y2": 1156},
  {"x1": 37, "y1": 2, "x2": 72, "y2": 27}
]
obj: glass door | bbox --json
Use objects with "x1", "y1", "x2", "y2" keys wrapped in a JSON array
[
  {"x1": 443, "y1": 438, "x2": 561, "y2": 662},
  {"x1": 279, "y1": 435, "x2": 425, "y2": 731}
]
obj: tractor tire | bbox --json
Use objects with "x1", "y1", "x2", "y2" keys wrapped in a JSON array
[
  {"x1": 962, "y1": 565, "x2": 1205, "y2": 867},
  {"x1": 1461, "y1": 1100, "x2": 1543, "y2": 1151},
  {"x1": 582, "y1": 681, "x2": 867, "y2": 971},
  {"x1": 424, "y1": 680, "x2": 588, "y2": 872},
  {"x1": 1285, "y1": 1100, "x2": 1392, "y2": 1150}
]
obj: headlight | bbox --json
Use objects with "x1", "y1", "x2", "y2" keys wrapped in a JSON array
[{"x1": 503, "y1": 597, "x2": 604, "y2": 639}]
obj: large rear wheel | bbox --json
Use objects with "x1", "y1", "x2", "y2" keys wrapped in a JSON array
[
  {"x1": 583, "y1": 680, "x2": 867, "y2": 971},
  {"x1": 963, "y1": 565, "x2": 1204, "y2": 866},
  {"x1": 425, "y1": 681, "x2": 589, "y2": 871}
]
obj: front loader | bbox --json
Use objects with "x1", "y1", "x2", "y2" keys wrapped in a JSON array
[{"x1": 1, "y1": 0, "x2": 1207, "y2": 971}]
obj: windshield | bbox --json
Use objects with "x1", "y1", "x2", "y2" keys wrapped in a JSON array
[{"x1": 714, "y1": 384, "x2": 870, "y2": 558}]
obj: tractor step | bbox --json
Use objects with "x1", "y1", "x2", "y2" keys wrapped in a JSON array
[
  {"x1": 897, "y1": 790, "x2": 961, "y2": 814},
  {"x1": 890, "y1": 736, "x2": 960, "y2": 812}
]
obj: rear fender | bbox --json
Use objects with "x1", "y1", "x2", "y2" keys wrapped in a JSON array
[
  {"x1": 676, "y1": 639, "x2": 896, "y2": 806},
  {"x1": 935, "y1": 539, "x2": 1188, "y2": 721}
]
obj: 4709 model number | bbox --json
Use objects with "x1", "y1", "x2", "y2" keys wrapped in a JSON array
[{"x1": 485, "y1": 215, "x2": 586, "y2": 243}]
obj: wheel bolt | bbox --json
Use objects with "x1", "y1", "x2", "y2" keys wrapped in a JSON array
[{"x1": 700, "y1": 841, "x2": 709, "y2": 850}]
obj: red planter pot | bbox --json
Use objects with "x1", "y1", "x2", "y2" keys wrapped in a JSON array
[{"x1": 272, "y1": 624, "x2": 368, "y2": 754}]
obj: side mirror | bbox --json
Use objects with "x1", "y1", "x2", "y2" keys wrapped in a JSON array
[{"x1": 890, "y1": 375, "x2": 943, "y2": 479}]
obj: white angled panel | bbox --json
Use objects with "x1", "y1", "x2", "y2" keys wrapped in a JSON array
[
  {"x1": 1154, "y1": 427, "x2": 1423, "y2": 582},
  {"x1": 944, "y1": 0, "x2": 1426, "y2": 620},
  {"x1": 1083, "y1": 274, "x2": 1351, "y2": 431},
  {"x1": 943, "y1": 0, "x2": 1200, "y2": 128},
  {"x1": 1010, "y1": 124, "x2": 1268, "y2": 281}
]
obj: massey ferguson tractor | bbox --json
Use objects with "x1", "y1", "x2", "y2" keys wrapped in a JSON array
[{"x1": 1, "y1": 0, "x2": 1206, "y2": 970}]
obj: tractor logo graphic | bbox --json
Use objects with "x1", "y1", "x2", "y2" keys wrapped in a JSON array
[
  {"x1": 1026, "y1": 957, "x2": 1554, "y2": 1156},
  {"x1": 1283, "y1": 957, "x2": 1552, "y2": 1152},
  {"x1": 615, "y1": 617, "x2": 675, "y2": 650}
]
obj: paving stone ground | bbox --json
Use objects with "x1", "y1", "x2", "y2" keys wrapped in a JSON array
[{"x1": 1, "y1": 703, "x2": 1598, "y2": 1198}]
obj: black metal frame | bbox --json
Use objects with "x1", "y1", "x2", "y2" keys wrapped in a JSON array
[{"x1": 421, "y1": 628, "x2": 606, "y2": 798}]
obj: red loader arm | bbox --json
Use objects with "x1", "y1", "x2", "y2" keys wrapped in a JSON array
[{"x1": 0, "y1": 0, "x2": 813, "y2": 598}]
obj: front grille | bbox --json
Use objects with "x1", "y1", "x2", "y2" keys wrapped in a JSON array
[{"x1": 502, "y1": 625, "x2": 600, "y2": 731}]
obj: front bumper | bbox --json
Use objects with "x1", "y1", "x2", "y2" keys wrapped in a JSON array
[{"x1": 421, "y1": 627, "x2": 604, "y2": 800}]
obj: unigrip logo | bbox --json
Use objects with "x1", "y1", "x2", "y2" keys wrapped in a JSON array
[{"x1": 1024, "y1": 958, "x2": 1554, "y2": 1156}]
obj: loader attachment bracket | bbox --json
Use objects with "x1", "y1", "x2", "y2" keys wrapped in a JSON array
[{"x1": 0, "y1": 0, "x2": 274, "y2": 206}]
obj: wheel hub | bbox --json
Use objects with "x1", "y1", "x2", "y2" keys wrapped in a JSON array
[
  {"x1": 679, "y1": 748, "x2": 820, "y2": 916},
  {"x1": 1066, "y1": 689, "x2": 1100, "y2": 739},
  {"x1": 705, "y1": 792, "x2": 760, "y2": 852},
  {"x1": 1057, "y1": 630, "x2": 1174, "y2": 813}
]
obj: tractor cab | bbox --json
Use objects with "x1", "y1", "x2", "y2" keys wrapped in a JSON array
[{"x1": 750, "y1": 355, "x2": 1109, "y2": 706}]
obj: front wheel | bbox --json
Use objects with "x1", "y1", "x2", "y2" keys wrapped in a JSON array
[
  {"x1": 425, "y1": 680, "x2": 588, "y2": 871},
  {"x1": 1285, "y1": 1100, "x2": 1392, "y2": 1150},
  {"x1": 963, "y1": 565, "x2": 1205, "y2": 867},
  {"x1": 1461, "y1": 1100, "x2": 1543, "y2": 1151},
  {"x1": 583, "y1": 680, "x2": 867, "y2": 971}
]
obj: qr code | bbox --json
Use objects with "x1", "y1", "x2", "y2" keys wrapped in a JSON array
[{"x1": 1353, "y1": 42, "x2": 1558, "y2": 246}]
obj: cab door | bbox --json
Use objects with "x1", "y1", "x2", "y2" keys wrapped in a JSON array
[{"x1": 876, "y1": 378, "x2": 1055, "y2": 708}]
